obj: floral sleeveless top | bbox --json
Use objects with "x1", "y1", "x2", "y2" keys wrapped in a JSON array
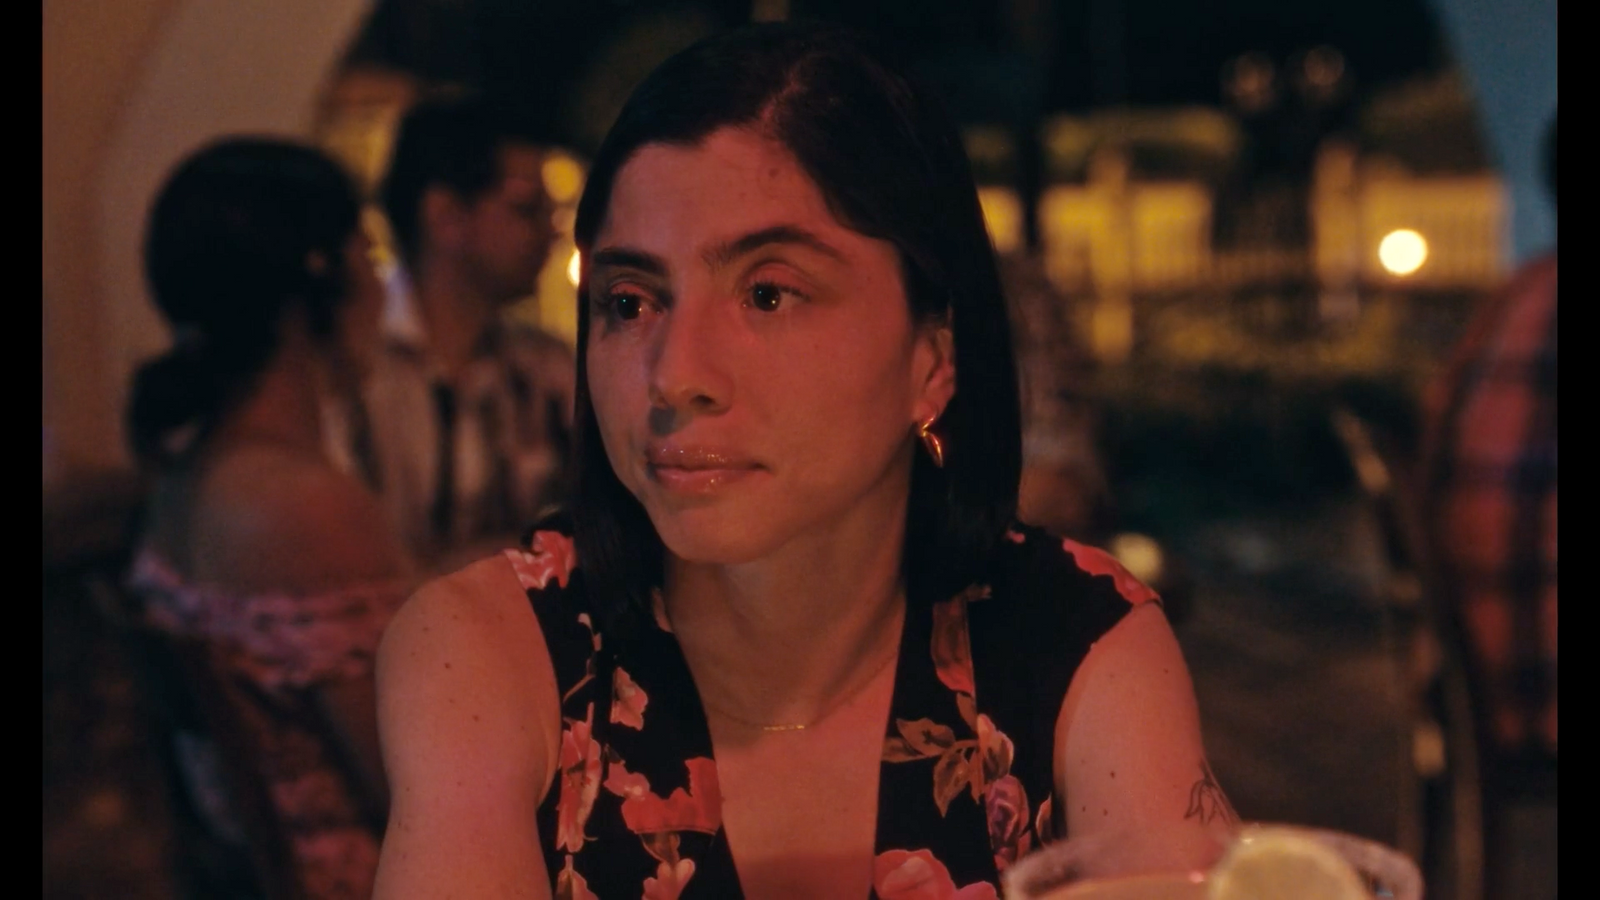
[{"x1": 508, "y1": 523, "x2": 1160, "y2": 900}]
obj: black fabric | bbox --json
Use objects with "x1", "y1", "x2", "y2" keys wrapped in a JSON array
[{"x1": 523, "y1": 521, "x2": 1148, "y2": 898}]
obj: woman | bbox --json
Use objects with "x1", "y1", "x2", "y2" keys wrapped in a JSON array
[
  {"x1": 375, "y1": 23, "x2": 1235, "y2": 900},
  {"x1": 128, "y1": 138, "x2": 411, "y2": 899}
]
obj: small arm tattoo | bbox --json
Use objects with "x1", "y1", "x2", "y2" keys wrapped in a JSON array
[{"x1": 1184, "y1": 760, "x2": 1239, "y2": 827}]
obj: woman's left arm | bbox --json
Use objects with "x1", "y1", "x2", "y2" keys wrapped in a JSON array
[{"x1": 1054, "y1": 601, "x2": 1238, "y2": 872}]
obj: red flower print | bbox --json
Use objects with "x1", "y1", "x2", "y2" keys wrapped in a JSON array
[
  {"x1": 642, "y1": 858, "x2": 697, "y2": 900},
  {"x1": 508, "y1": 530, "x2": 578, "y2": 591},
  {"x1": 1034, "y1": 794, "x2": 1057, "y2": 846},
  {"x1": 603, "y1": 751, "x2": 651, "y2": 801},
  {"x1": 611, "y1": 665, "x2": 648, "y2": 730},
  {"x1": 985, "y1": 774, "x2": 1032, "y2": 872},
  {"x1": 614, "y1": 756, "x2": 722, "y2": 836},
  {"x1": 577, "y1": 613, "x2": 601, "y2": 652},
  {"x1": 555, "y1": 855, "x2": 599, "y2": 900},
  {"x1": 1061, "y1": 539, "x2": 1160, "y2": 606},
  {"x1": 931, "y1": 594, "x2": 976, "y2": 697},
  {"x1": 873, "y1": 849, "x2": 1000, "y2": 900},
  {"x1": 932, "y1": 744, "x2": 978, "y2": 815},
  {"x1": 975, "y1": 714, "x2": 1015, "y2": 788},
  {"x1": 555, "y1": 704, "x2": 602, "y2": 853}
]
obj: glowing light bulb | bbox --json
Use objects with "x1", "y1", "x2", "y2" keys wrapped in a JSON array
[
  {"x1": 1378, "y1": 229, "x2": 1428, "y2": 276},
  {"x1": 566, "y1": 249, "x2": 582, "y2": 287}
]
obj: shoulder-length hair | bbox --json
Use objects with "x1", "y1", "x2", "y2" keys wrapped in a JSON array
[{"x1": 567, "y1": 21, "x2": 1022, "y2": 638}]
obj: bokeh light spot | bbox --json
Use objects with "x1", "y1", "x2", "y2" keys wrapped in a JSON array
[{"x1": 1378, "y1": 229, "x2": 1429, "y2": 276}]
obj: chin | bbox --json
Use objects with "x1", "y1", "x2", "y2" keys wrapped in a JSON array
[{"x1": 645, "y1": 503, "x2": 791, "y2": 567}]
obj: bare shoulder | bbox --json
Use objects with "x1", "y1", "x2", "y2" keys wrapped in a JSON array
[
  {"x1": 192, "y1": 447, "x2": 408, "y2": 594},
  {"x1": 1057, "y1": 602, "x2": 1198, "y2": 758},
  {"x1": 1055, "y1": 602, "x2": 1235, "y2": 868},
  {"x1": 378, "y1": 552, "x2": 553, "y2": 707},
  {"x1": 373, "y1": 553, "x2": 561, "y2": 898}
]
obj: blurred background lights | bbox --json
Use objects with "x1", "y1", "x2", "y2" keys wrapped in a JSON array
[
  {"x1": 1295, "y1": 45, "x2": 1348, "y2": 105},
  {"x1": 1303, "y1": 46, "x2": 1346, "y2": 89},
  {"x1": 1110, "y1": 532, "x2": 1166, "y2": 587},
  {"x1": 541, "y1": 153, "x2": 586, "y2": 205},
  {"x1": 1378, "y1": 228, "x2": 1429, "y2": 276},
  {"x1": 1223, "y1": 52, "x2": 1277, "y2": 114},
  {"x1": 566, "y1": 248, "x2": 582, "y2": 287}
]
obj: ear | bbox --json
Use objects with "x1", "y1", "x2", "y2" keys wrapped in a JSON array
[
  {"x1": 911, "y1": 318, "x2": 957, "y2": 425},
  {"x1": 419, "y1": 185, "x2": 470, "y2": 255}
]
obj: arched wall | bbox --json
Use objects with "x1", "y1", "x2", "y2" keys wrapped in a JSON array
[
  {"x1": 43, "y1": 0, "x2": 374, "y2": 479},
  {"x1": 44, "y1": 0, "x2": 185, "y2": 482}
]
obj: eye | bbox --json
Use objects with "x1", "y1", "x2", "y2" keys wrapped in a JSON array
[
  {"x1": 594, "y1": 287, "x2": 655, "y2": 324},
  {"x1": 751, "y1": 283, "x2": 782, "y2": 312},
  {"x1": 748, "y1": 280, "x2": 804, "y2": 313},
  {"x1": 614, "y1": 292, "x2": 643, "y2": 320}
]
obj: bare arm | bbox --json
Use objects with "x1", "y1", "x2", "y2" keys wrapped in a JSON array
[
  {"x1": 372, "y1": 555, "x2": 563, "y2": 900},
  {"x1": 1054, "y1": 601, "x2": 1236, "y2": 875}
]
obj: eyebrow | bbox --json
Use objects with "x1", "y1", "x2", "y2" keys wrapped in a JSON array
[
  {"x1": 704, "y1": 224, "x2": 846, "y2": 269},
  {"x1": 588, "y1": 247, "x2": 668, "y2": 277},
  {"x1": 589, "y1": 224, "x2": 847, "y2": 279}
]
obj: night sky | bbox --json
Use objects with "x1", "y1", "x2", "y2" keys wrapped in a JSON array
[
  {"x1": 347, "y1": 0, "x2": 1452, "y2": 145},
  {"x1": 798, "y1": 0, "x2": 1447, "y2": 108}
]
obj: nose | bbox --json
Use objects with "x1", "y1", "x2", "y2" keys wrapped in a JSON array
[{"x1": 648, "y1": 293, "x2": 733, "y2": 425}]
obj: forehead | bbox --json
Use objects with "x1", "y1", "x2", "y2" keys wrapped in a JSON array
[{"x1": 598, "y1": 129, "x2": 842, "y2": 244}]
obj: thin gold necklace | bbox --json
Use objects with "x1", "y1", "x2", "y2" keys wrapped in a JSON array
[{"x1": 701, "y1": 644, "x2": 900, "y2": 733}]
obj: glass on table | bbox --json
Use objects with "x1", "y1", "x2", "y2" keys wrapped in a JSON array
[{"x1": 1000, "y1": 823, "x2": 1422, "y2": 900}]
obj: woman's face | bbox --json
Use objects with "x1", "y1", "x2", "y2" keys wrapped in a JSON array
[
  {"x1": 585, "y1": 127, "x2": 955, "y2": 565},
  {"x1": 335, "y1": 230, "x2": 386, "y2": 381}
]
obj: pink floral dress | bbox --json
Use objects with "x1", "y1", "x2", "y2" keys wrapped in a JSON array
[
  {"x1": 512, "y1": 523, "x2": 1159, "y2": 900},
  {"x1": 128, "y1": 550, "x2": 408, "y2": 900}
]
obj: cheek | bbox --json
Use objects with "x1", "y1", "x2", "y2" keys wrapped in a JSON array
[
  {"x1": 791, "y1": 330, "x2": 916, "y2": 422},
  {"x1": 585, "y1": 342, "x2": 643, "y2": 450},
  {"x1": 765, "y1": 334, "x2": 919, "y2": 480}
]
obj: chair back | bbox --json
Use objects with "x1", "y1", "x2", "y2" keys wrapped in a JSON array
[{"x1": 1329, "y1": 405, "x2": 1485, "y2": 900}]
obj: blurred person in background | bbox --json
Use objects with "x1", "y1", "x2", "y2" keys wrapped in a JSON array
[
  {"x1": 1419, "y1": 112, "x2": 1556, "y2": 900},
  {"x1": 126, "y1": 138, "x2": 413, "y2": 898},
  {"x1": 373, "y1": 23, "x2": 1235, "y2": 900},
  {"x1": 346, "y1": 93, "x2": 577, "y2": 574}
]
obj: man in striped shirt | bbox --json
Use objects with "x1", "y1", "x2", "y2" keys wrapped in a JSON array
[{"x1": 339, "y1": 94, "x2": 575, "y2": 573}]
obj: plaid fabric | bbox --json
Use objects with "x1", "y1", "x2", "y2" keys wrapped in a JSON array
[
  {"x1": 329, "y1": 266, "x2": 577, "y2": 568},
  {"x1": 1421, "y1": 254, "x2": 1557, "y2": 757}
]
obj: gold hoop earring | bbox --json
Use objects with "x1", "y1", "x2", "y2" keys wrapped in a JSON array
[{"x1": 916, "y1": 417, "x2": 945, "y2": 468}]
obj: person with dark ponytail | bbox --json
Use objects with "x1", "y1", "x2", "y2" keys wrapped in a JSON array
[{"x1": 127, "y1": 136, "x2": 412, "y2": 900}]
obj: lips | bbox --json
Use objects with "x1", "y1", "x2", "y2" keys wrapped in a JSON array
[
  {"x1": 645, "y1": 442, "x2": 763, "y2": 493},
  {"x1": 646, "y1": 443, "x2": 757, "y2": 469}
]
